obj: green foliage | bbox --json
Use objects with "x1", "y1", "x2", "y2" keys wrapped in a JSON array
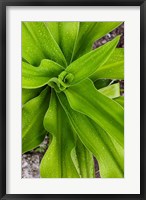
[
  {"x1": 90, "y1": 48, "x2": 124, "y2": 81},
  {"x1": 64, "y1": 79, "x2": 124, "y2": 148},
  {"x1": 22, "y1": 87, "x2": 50, "y2": 153},
  {"x1": 22, "y1": 22, "x2": 124, "y2": 178}
]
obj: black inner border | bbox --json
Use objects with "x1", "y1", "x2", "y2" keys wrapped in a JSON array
[{"x1": 0, "y1": 0, "x2": 145, "y2": 199}]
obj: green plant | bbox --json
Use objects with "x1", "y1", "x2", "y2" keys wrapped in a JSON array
[{"x1": 22, "y1": 22, "x2": 124, "y2": 178}]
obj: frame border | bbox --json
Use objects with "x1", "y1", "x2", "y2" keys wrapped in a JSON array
[{"x1": 0, "y1": 0, "x2": 145, "y2": 199}]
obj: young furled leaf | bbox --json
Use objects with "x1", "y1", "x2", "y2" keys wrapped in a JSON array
[
  {"x1": 22, "y1": 60, "x2": 64, "y2": 89},
  {"x1": 22, "y1": 22, "x2": 124, "y2": 178},
  {"x1": 65, "y1": 36, "x2": 120, "y2": 85}
]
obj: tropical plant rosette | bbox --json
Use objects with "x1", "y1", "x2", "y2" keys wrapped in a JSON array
[{"x1": 22, "y1": 22, "x2": 124, "y2": 178}]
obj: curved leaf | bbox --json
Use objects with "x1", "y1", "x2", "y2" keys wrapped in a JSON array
[
  {"x1": 98, "y1": 84, "x2": 124, "y2": 107},
  {"x1": 114, "y1": 96, "x2": 124, "y2": 107},
  {"x1": 90, "y1": 48, "x2": 124, "y2": 81},
  {"x1": 98, "y1": 83, "x2": 124, "y2": 107},
  {"x1": 98, "y1": 83, "x2": 120, "y2": 99},
  {"x1": 22, "y1": 87, "x2": 50, "y2": 153},
  {"x1": 22, "y1": 60, "x2": 64, "y2": 89},
  {"x1": 40, "y1": 90, "x2": 79, "y2": 178},
  {"x1": 45, "y1": 22, "x2": 60, "y2": 44},
  {"x1": 22, "y1": 88, "x2": 43, "y2": 105},
  {"x1": 65, "y1": 36, "x2": 120, "y2": 85},
  {"x1": 75, "y1": 138, "x2": 95, "y2": 178},
  {"x1": 58, "y1": 22, "x2": 79, "y2": 65},
  {"x1": 22, "y1": 23, "x2": 46, "y2": 66},
  {"x1": 24, "y1": 22, "x2": 67, "y2": 67},
  {"x1": 57, "y1": 93, "x2": 124, "y2": 178},
  {"x1": 73, "y1": 22, "x2": 122, "y2": 60},
  {"x1": 64, "y1": 79, "x2": 124, "y2": 147}
]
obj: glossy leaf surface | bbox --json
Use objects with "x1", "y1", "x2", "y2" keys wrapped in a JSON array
[
  {"x1": 22, "y1": 88, "x2": 43, "y2": 105},
  {"x1": 114, "y1": 96, "x2": 124, "y2": 107},
  {"x1": 22, "y1": 22, "x2": 124, "y2": 178},
  {"x1": 22, "y1": 23, "x2": 46, "y2": 66},
  {"x1": 73, "y1": 22, "x2": 122, "y2": 60},
  {"x1": 98, "y1": 83, "x2": 120, "y2": 99},
  {"x1": 58, "y1": 93, "x2": 124, "y2": 177},
  {"x1": 22, "y1": 87, "x2": 50, "y2": 153},
  {"x1": 66, "y1": 36, "x2": 120, "y2": 85},
  {"x1": 22, "y1": 60, "x2": 64, "y2": 89},
  {"x1": 64, "y1": 79, "x2": 124, "y2": 147},
  {"x1": 40, "y1": 90, "x2": 79, "y2": 178},
  {"x1": 45, "y1": 22, "x2": 60, "y2": 44},
  {"x1": 58, "y1": 22, "x2": 79, "y2": 65},
  {"x1": 90, "y1": 48, "x2": 124, "y2": 81},
  {"x1": 23, "y1": 22, "x2": 67, "y2": 67},
  {"x1": 75, "y1": 138, "x2": 95, "y2": 178}
]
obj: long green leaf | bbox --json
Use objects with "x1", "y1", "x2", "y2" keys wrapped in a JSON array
[
  {"x1": 65, "y1": 36, "x2": 120, "y2": 85},
  {"x1": 58, "y1": 22, "x2": 79, "y2": 65},
  {"x1": 22, "y1": 87, "x2": 50, "y2": 153},
  {"x1": 90, "y1": 48, "x2": 124, "y2": 81},
  {"x1": 22, "y1": 23, "x2": 46, "y2": 66},
  {"x1": 22, "y1": 88, "x2": 43, "y2": 105},
  {"x1": 114, "y1": 96, "x2": 124, "y2": 107},
  {"x1": 24, "y1": 22, "x2": 67, "y2": 67},
  {"x1": 75, "y1": 138, "x2": 95, "y2": 178},
  {"x1": 40, "y1": 90, "x2": 79, "y2": 178},
  {"x1": 98, "y1": 84, "x2": 124, "y2": 108},
  {"x1": 73, "y1": 22, "x2": 122, "y2": 60},
  {"x1": 98, "y1": 83, "x2": 120, "y2": 99},
  {"x1": 57, "y1": 93, "x2": 124, "y2": 177},
  {"x1": 97, "y1": 83, "x2": 124, "y2": 107},
  {"x1": 45, "y1": 22, "x2": 60, "y2": 44},
  {"x1": 64, "y1": 79, "x2": 124, "y2": 147},
  {"x1": 22, "y1": 60, "x2": 64, "y2": 89}
]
